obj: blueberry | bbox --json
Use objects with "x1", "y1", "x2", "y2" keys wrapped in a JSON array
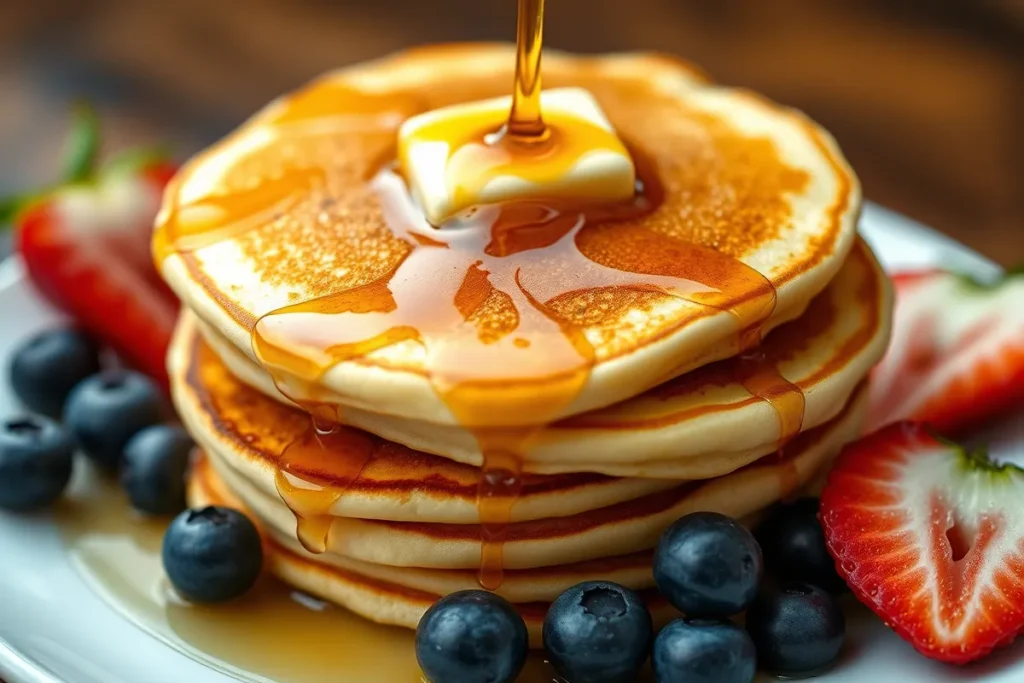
[
  {"x1": 121, "y1": 425, "x2": 193, "y2": 515},
  {"x1": 653, "y1": 618, "x2": 756, "y2": 683},
  {"x1": 9, "y1": 328, "x2": 101, "y2": 418},
  {"x1": 415, "y1": 590, "x2": 528, "y2": 683},
  {"x1": 746, "y1": 582, "x2": 845, "y2": 677},
  {"x1": 0, "y1": 416, "x2": 75, "y2": 511},
  {"x1": 543, "y1": 581, "x2": 653, "y2": 683},
  {"x1": 754, "y1": 498, "x2": 846, "y2": 594},
  {"x1": 653, "y1": 512, "x2": 763, "y2": 617},
  {"x1": 162, "y1": 506, "x2": 263, "y2": 603},
  {"x1": 64, "y1": 370, "x2": 163, "y2": 469}
]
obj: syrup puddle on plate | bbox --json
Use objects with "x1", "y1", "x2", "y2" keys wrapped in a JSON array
[
  {"x1": 54, "y1": 464, "x2": 566, "y2": 682},
  {"x1": 53, "y1": 462, "x2": 799, "y2": 682}
]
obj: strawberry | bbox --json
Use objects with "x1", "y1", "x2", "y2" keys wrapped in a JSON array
[
  {"x1": 865, "y1": 268, "x2": 1024, "y2": 435},
  {"x1": 2, "y1": 104, "x2": 178, "y2": 386},
  {"x1": 820, "y1": 421, "x2": 1024, "y2": 664}
]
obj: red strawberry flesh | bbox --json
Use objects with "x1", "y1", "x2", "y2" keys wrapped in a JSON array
[
  {"x1": 16, "y1": 170, "x2": 178, "y2": 386},
  {"x1": 866, "y1": 270, "x2": 1024, "y2": 435},
  {"x1": 821, "y1": 422, "x2": 1024, "y2": 664}
]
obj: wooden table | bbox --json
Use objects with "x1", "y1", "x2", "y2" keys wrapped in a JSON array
[{"x1": 1, "y1": 0, "x2": 1020, "y2": 264}]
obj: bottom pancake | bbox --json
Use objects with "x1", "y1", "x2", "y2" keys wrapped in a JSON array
[{"x1": 188, "y1": 459, "x2": 679, "y2": 648}]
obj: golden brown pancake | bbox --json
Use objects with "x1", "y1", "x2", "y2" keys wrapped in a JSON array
[
  {"x1": 191, "y1": 383, "x2": 865, "y2": 571},
  {"x1": 157, "y1": 45, "x2": 860, "y2": 431},
  {"x1": 170, "y1": 329, "x2": 678, "y2": 523},
  {"x1": 181, "y1": 238, "x2": 889, "y2": 479},
  {"x1": 187, "y1": 454, "x2": 680, "y2": 649}
]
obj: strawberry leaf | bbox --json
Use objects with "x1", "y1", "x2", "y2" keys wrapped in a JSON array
[{"x1": 61, "y1": 101, "x2": 100, "y2": 183}]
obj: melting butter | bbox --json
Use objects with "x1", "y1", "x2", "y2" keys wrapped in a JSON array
[{"x1": 398, "y1": 87, "x2": 637, "y2": 226}]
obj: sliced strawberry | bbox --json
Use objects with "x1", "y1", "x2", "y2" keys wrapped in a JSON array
[
  {"x1": 820, "y1": 422, "x2": 1024, "y2": 664},
  {"x1": 18, "y1": 187, "x2": 177, "y2": 386},
  {"x1": 866, "y1": 269, "x2": 1024, "y2": 435},
  {"x1": 6, "y1": 105, "x2": 178, "y2": 387}
]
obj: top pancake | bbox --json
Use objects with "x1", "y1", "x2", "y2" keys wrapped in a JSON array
[
  {"x1": 156, "y1": 44, "x2": 860, "y2": 428},
  {"x1": 189, "y1": 238, "x2": 889, "y2": 478}
]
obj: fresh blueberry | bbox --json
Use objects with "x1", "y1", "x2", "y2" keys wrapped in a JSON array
[
  {"x1": 9, "y1": 328, "x2": 101, "y2": 418},
  {"x1": 746, "y1": 582, "x2": 845, "y2": 677},
  {"x1": 415, "y1": 590, "x2": 528, "y2": 683},
  {"x1": 64, "y1": 370, "x2": 163, "y2": 469},
  {"x1": 543, "y1": 581, "x2": 653, "y2": 683},
  {"x1": 755, "y1": 498, "x2": 846, "y2": 594},
  {"x1": 653, "y1": 511, "x2": 763, "y2": 617},
  {"x1": 162, "y1": 506, "x2": 263, "y2": 603},
  {"x1": 121, "y1": 425, "x2": 193, "y2": 515},
  {"x1": 0, "y1": 416, "x2": 75, "y2": 511},
  {"x1": 653, "y1": 618, "x2": 756, "y2": 683}
]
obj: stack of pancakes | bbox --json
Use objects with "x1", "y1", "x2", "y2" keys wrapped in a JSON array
[{"x1": 157, "y1": 45, "x2": 891, "y2": 646}]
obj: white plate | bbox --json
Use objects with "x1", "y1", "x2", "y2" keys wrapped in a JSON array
[{"x1": 0, "y1": 202, "x2": 1020, "y2": 683}]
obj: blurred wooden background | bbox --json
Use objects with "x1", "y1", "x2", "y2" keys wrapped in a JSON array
[{"x1": 0, "y1": 0, "x2": 1020, "y2": 264}]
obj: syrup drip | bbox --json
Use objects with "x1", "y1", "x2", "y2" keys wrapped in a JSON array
[
  {"x1": 735, "y1": 350, "x2": 806, "y2": 449},
  {"x1": 274, "y1": 408, "x2": 375, "y2": 554},
  {"x1": 736, "y1": 350, "x2": 806, "y2": 499},
  {"x1": 633, "y1": 331, "x2": 808, "y2": 454},
  {"x1": 476, "y1": 432, "x2": 528, "y2": 590},
  {"x1": 508, "y1": 0, "x2": 546, "y2": 139}
]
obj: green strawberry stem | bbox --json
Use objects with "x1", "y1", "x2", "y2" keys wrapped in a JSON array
[
  {"x1": 937, "y1": 427, "x2": 1024, "y2": 478},
  {"x1": 0, "y1": 197, "x2": 20, "y2": 227},
  {"x1": 0, "y1": 102, "x2": 101, "y2": 227},
  {"x1": 61, "y1": 101, "x2": 101, "y2": 183},
  {"x1": 956, "y1": 445, "x2": 1024, "y2": 478}
]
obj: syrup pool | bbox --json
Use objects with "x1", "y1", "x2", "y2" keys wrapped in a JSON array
[
  {"x1": 54, "y1": 459, "x2": 816, "y2": 682},
  {"x1": 56, "y1": 465, "x2": 574, "y2": 682}
]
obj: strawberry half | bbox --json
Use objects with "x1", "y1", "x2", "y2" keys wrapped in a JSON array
[
  {"x1": 865, "y1": 268, "x2": 1024, "y2": 435},
  {"x1": 4, "y1": 105, "x2": 178, "y2": 386},
  {"x1": 820, "y1": 422, "x2": 1024, "y2": 664}
]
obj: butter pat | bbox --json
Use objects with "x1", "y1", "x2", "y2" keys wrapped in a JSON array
[{"x1": 398, "y1": 87, "x2": 636, "y2": 225}]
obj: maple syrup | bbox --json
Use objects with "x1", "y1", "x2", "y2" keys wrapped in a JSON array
[
  {"x1": 55, "y1": 465, "x2": 569, "y2": 682},
  {"x1": 475, "y1": 431, "x2": 528, "y2": 590},
  {"x1": 250, "y1": 164, "x2": 781, "y2": 583},
  {"x1": 509, "y1": 0, "x2": 546, "y2": 138},
  {"x1": 736, "y1": 350, "x2": 806, "y2": 449},
  {"x1": 274, "y1": 417, "x2": 375, "y2": 554}
]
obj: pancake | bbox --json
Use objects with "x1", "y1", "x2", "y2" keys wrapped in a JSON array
[
  {"x1": 156, "y1": 44, "x2": 860, "y2": 430},
  {"x1": 186, "y1": 238, "x2": 889, "y2": 478},
  {"x1": 192, "y1": 451, "x2": 656, "y2": 602},
  {"x1": 188, "y1": 454, "x2": 678, "y2": 648},
  {"x1": 170, "y1": 326, "x2": 679, "y2": 523},
  {"x1": 192, "y1": 475, "x2": 761, "y2": 606},
  {"x1": 195, "y1": 383, "x2": 866, "y2": 571}
]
